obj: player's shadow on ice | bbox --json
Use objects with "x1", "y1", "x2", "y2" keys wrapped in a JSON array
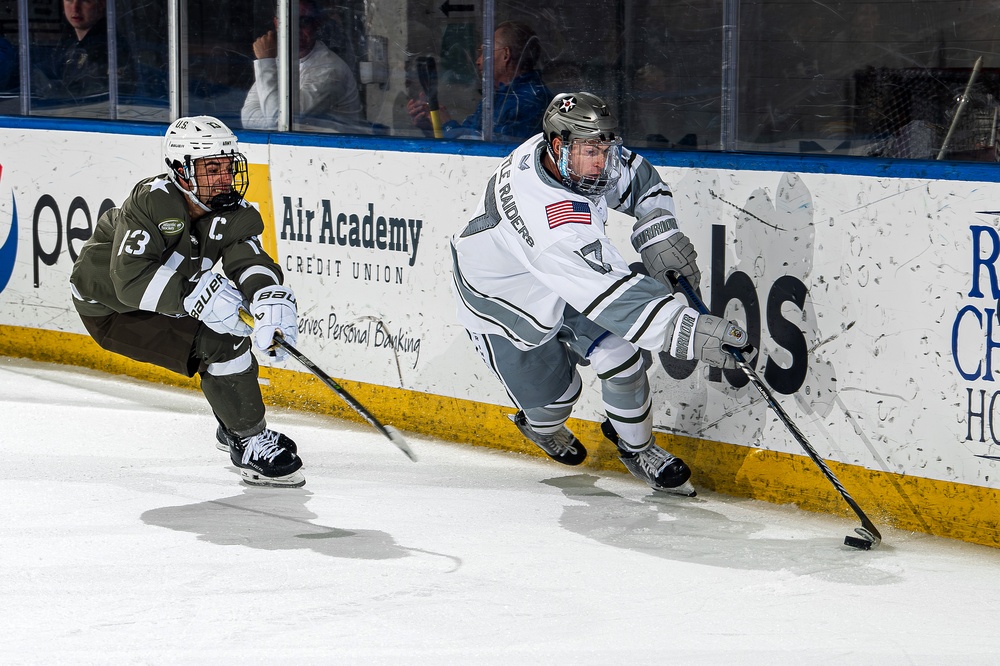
[
  {"x1": 141, "y1": 489, "x2": 459, "y2": 568},
  {"x1": 542, "y1": 474, "x2": 898, "y2": 585}
]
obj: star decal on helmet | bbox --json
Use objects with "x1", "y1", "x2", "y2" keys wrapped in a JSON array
[{"x1": 559, "y1": 97, "x2": 576, "y2": 113}]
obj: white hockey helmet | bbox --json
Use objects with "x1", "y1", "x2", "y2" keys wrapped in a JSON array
[
  {"x1": 542, "y1": 92, "x2": 623, "y2": 198},
  {"x1": 163, "y1": 115, "x2": 249, "y2": 211}
]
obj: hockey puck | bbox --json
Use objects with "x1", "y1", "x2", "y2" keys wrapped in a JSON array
[{"x1": 844, "y1": 535, "x2": 873, "y2": 550}]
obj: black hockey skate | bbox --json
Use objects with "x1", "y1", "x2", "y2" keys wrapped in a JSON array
[
  {"x1": 216, "y1": 424, "x2": 297, "y2": 454},
  {"x1": 229, "y1": 428, "x2": 305, "y2": 488},
  {"x1": 601, "y1": 420, "x2": 695, "y2": 497},
  {"x1": 510, "y1": 411, "x2": 587, "y2": 465}
]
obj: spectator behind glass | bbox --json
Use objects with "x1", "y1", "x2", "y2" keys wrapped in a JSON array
[
  {"x1": 407, "y1": 21, "x2": 552, "y2": 141},
  {"x1": 241, "y1": 0, "x2": 362, "y2": 130},
  {"x1": 39, "y1": 0, "x2": 133, "y2": 100}
]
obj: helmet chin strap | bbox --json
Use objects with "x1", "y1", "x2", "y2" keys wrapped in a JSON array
[
  {"x1": 167, "y1": 168, "x2": 213, "y2": 213},
  {"x1": 546, "y1": 133, "x2": 575, "y2": 189},
  {"x1": 184, "y1": 189, "x2": 214, "y2": 213},
  {"x1": 557, "y1": 144, "x2": 572, "y2": 184}
]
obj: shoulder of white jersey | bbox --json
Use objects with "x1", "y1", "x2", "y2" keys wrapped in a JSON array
[
  {"x1": 520, "y1": 132, "x2": 545, "y2": 149},
  {"x1": 504, "y1": 134, "x2": 545, "y2": 172},
  {"x1": 619, "y1": 146, "x2": 642, "y2": 175},
  {"x1": 607, "y1": 146, "x2": 650, "y2": 209}
]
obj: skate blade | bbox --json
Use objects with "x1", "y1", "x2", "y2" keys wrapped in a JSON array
[
  {"x1": 651, "y1": 480, "x2": 697, "y2": 497},
  {"x1": 216, "y1": 441, "x2": 230, "y2": 453},
  {"x1": 239, "y1": 468, "x2": 306, "y2": 488}
]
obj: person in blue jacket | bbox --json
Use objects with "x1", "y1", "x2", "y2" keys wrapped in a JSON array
[{"x1": 408, "y1": 21, "x2": 552, "y2": 141}]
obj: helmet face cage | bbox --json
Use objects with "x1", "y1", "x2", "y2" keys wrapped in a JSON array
[
  {"x1": 543, "y1": 93, "x2": 622, "y2": 197},
  {"x1": 163, "y1": 116, "x2": 249, "y2": 211},
  {"x1": 556, "y1": 137, "x2": 623, "y2": 198},
  {"x1": 186, "y1": 152, "x2": 250, "y2": 211}
]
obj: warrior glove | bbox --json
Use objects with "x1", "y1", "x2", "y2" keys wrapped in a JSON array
[
  {"x1": 250, "y1": 285, "x2": 297, "y2": 362},
  {"x1": 667, "y1": 307, "x2": 756, "y2": 370},
  {"x1": 184, "y1": 272, "x2": 252, "y2": 337},
  {"x1": 631, "y1": 212, "x2": 701, "y2": 291}
]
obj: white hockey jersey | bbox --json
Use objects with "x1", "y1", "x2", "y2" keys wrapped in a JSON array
[{"x1": 451, "y1": 134, "x2": 690, "y2": 354}]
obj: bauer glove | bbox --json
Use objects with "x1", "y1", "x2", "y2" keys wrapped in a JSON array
[
  {"x1": 250, "y1": 285, "x2": 297, "y2": 362},
  {"x1": 183, "y1": 272, "x2": 252, "y2": 337}
]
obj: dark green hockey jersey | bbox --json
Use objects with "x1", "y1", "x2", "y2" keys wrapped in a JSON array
[{"x1": 71, "y1": 174, "x2": 283, "y2": 317}]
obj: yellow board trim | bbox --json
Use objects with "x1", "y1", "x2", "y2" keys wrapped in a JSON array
[
  {"x1": 245, "y1": 163, "x2": 279, "y2": 259},
  {"x1": 5, "y1": 324, "x2": 1000, "y2": 549}
]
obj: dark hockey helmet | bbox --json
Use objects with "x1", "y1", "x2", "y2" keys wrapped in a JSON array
[
  {"x1": 542, "y1": 92, "x2": 623, "y2": 198},
  {"x1": 163, "y1": 115, "x2": 249, "y2": 212}
]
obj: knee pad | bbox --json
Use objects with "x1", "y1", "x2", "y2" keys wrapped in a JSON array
[
  {"x1": 197, "y1": 329, "x2": 253, "y2": 374},
  {"x1": 205, "y1": 348, "x2": 254, "y2": 377},
  {"x1": 589, "y1": 335, "x2": 652, "y2": 446},
  {"x1": 589, "y1": 336, "x2": 648, "y2": 397}
]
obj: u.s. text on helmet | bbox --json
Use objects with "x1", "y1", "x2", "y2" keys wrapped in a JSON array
[
  {"x1": 542, "y1": 92, "x2": 623, "y2": 199},
  {"x1": 163, "y1": 116, "x2": 249, "y2": 212}
]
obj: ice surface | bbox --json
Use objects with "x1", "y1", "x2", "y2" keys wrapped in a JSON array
[{"x1": 2, "y1": 356, "x2": 999, "y2": 665}]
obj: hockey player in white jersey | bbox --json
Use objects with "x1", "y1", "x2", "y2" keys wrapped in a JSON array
[{"x1": 451, "y1": 92, "x2": 755, "y2": 495}]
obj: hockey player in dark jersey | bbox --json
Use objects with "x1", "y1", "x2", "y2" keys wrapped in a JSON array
[
  {"x1": 452, "y1": 92, "x2": 756, "y2": 496},
  {"x1": 70, "y1": 116, "x2": 304, "y2": 487}
]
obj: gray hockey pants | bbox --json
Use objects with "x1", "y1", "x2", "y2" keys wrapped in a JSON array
[{"x1": 468, "y1": 315, "x2": 652, "y2": 449}]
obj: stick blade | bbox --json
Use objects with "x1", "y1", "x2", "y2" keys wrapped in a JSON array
[
  {"x1": 844, "y1": 526, "x2": 881, "y2": 550},
  {"x1": 384, "y1": 425, "x2": 418, "y2": 462}
]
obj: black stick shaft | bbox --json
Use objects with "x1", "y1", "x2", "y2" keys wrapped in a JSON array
[
  {"x1": 674, "y1": 275, "x2": 880, "y2": 544},
  {"x1": 239, "y1": 309, "x2": 416, "y2": 461}
]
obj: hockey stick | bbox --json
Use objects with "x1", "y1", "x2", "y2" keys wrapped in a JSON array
[
  {"x1": 937, "y1": 55, "x2": 983, "y2": 160},
  {"x1": 239, "y1": 309, "x2": 417, "y2": 462},
  {"x1": 672, "y1": 274, "x2": 881, "y2": 550},
  {"x1": 416, "y1": 56, "x2": 444, "y2": 138}
]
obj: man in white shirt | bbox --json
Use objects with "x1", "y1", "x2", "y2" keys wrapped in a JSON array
[
  {"x1": 241, "y1": 0, "x2": 361, "y2": 130},
  {"x1": 452, "y1": 92, "x2": 755, "y2": 495}
]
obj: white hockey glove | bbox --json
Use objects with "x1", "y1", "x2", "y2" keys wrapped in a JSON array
[
  {"x1": 631, "y1": 212, "x2": 701, "y2": 291},
  {"x1": 668, "y1": 307, "x2": 756, "y2": 370},
  {"x1": 250, "y1": 285, "x2": 297, "y2": 362},
  {"x1": 183, "y1": 272, "x2": 252, "y2": 337}
]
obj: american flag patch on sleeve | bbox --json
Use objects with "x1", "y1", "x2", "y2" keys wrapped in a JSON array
[{"x1": 545, "y1": 200, "x2": 591, "y2": 228}]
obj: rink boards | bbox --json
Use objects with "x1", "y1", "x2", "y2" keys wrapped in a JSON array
[{"x1": 2, "y1": 122, "x2": 1000, "y2": 548}]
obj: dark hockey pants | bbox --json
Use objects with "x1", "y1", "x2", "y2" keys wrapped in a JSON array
[{"x1": 77, "y1": 310, "x2": 266, "y2": 438}]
